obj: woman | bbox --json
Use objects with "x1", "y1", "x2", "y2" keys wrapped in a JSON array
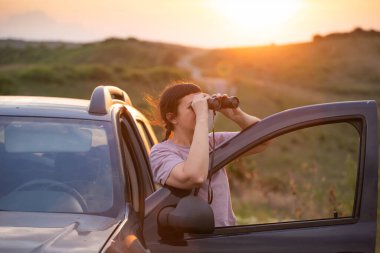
[{"x1": 149, "y1": 83, "x2": 267, "y2": 226}]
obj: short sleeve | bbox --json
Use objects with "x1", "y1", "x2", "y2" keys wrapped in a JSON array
[{"x1": 149, "y1": 144, "x2": 185, "y2": 185}]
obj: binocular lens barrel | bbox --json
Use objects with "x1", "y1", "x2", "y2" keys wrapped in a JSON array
[{"x1": 207, "y1": 96, "x2": 239, "y2": 110}]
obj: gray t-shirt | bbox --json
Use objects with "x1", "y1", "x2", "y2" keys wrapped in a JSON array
[{"x1": 149, "y1": 132, "x2": 237, "y2": 227}]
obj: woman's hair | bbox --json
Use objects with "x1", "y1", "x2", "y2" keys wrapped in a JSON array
[{"x1": 158, "y1": 82, "x2": 202, "y2": 141}]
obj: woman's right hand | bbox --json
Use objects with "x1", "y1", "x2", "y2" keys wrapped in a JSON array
[{"x1": 191, "y1": 93, "x2": 210, "y2": 119}]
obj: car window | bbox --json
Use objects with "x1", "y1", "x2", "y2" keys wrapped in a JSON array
[
  {"x1": 0, "y1": 117, "x2": 123, "y2": 217},
  {"x1": 135, "y1": 119, "x2": 153, "y2": 154},
  {"x1": 120, "y1": 115, "x2": 156, "y2": 199},
  {"x1": 224, "y1": 122, "x2": 359, "y2": 227},
  {"x1": 135, "y1": 119, "x2": 160, "y2": 192}
]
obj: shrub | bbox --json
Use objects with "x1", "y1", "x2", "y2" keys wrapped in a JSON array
[
  {"x1": 77, "y1": 65, "x2": 114, "y2": 81},
  {"x1": 52, "y1": 65, "x2": 82, "y2": 81},
  {"x1": 121, "y1": 68, "x2": 149, "y2": 83},
  {"x1": 160, "y1": 51, "x2": 179, "y2": 66},
  {"x1": 0, "y1": 75, "x2": 14, "y2": 85},
  {"x1": 0, "y1": 75, "x2": 15, "y2": 94},
  {"x1": 147, "y1": 66, "x2": 188, "y2": 82},
  {"x1": 19, "y1": 66, "x2": 64, "y2": 84}
]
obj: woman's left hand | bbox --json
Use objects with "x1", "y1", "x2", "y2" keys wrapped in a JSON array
[
  {"x1": 212, "y1": 93, "x2": 261, "y2": 129},
  {"x1": 219, "y1": 106, "x2": 241, "y2": 120},
  {"x1": 212, "y1": 93, "x2": 242, "y2": 120}
]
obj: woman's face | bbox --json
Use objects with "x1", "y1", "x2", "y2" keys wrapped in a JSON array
[{"x1": 173, "y1": 93, "x2": 198, "y2": 133}]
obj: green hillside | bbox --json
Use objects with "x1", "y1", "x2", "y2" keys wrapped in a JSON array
[
  {"x1": 0, "y1": 37, "x2": 191, "y2": 109},
  {"x1": 194, "y1": 28, "x2": 380, "y2": 115},
  {"x1": 0, "y1": 37, "x2": 185, "y2": 66}
]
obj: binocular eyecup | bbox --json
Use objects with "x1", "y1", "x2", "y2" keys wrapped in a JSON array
[{"x1": 207, "y1": 96, "x2": 239, "y2": 111}]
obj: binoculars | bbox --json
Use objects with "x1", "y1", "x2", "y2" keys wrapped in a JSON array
[{"x1": 207, "y1": 95, "x2": 239, "y2": 111}]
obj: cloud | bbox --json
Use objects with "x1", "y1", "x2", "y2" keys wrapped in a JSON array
[{"x1": 0, "y1": 10, "x2": 99, "y2": 42}]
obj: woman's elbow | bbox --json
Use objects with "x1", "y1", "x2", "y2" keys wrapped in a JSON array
[
  {"x1": 167, "y1": 164, "x2": 208, "y2": 189},
  {"x1": 182, "y1": 165, "x2": 208, "y2": 187},
  {"x1": 182, "y1": 170, "x2": 207, "y2": 187},
  {"x1": 191, "y1": 175, "x2": 207, "y2": 187},
  {"x1": 172, "y1": 174, "x2": 206, "y2": 189}
]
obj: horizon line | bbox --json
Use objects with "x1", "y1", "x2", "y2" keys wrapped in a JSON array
[{"x1": 0, "y1": 26, "x2": 378, "y2": 50}]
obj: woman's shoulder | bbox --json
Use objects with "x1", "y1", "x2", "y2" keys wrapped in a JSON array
[
  {"x1": 151, "y1": 140, "x2": 179, "y2": 154},
  {"x1": 151, "y1": 140, "x2": 170, "y2": 151},
  {"x1": 150, "y1": 140, "x2": 188, "y2": 163}
]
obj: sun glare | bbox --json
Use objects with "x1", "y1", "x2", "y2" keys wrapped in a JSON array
[{"x1": 208, "y1": 0, "x2": 302, "y2": 31}]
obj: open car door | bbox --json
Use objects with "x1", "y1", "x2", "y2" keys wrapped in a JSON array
[{"x1": 143, "y1": 101, "x2": 378, "y2": 253}]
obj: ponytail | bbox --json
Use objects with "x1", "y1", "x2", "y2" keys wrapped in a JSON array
[{"x1": 162, "y1": 124, "x2": 173, "y2": 141}]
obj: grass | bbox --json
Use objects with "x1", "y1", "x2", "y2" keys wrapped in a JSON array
[{"x1": 227, "y1": 123, "x2": 359, "y2": 225}]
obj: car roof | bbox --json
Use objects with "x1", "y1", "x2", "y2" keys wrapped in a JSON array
[{"x1": 0, "y1": 96, "x2": 113, "y2": 121}]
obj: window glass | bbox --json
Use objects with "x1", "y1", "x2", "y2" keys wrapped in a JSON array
[
  {"x1": 0, "y1": 117, "x2": 122, "y2": 217},
  {"x1": 136, "y1": 120, "x2": 153, "y2": 154},
  {"x1": 227, "y1": 122, "x2": 359, "y2": 225},
  {"x1": 122, "y1": 118, "x2": 155, "y2": 196}
]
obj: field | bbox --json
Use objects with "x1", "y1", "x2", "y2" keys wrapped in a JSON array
[{"x1": 1, "y1": 28, "x2": 379, "y2": 249}]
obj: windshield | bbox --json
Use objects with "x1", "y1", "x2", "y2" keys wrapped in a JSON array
[{"x1": 0, "y1": 117, "x2": 123, "y2": 217}]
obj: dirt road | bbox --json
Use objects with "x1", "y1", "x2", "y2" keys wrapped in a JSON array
[{"x1": 176, "y1": 50, "x2": 236, "y2": 95}]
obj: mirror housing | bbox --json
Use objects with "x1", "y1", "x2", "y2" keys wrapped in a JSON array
[{"x1": 158, "y1": 195, "x2": 214, "y2": 234}]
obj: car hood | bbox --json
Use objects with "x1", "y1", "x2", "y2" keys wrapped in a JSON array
[{"x1": 0, "y1": 211, "x2": 123, "y2": 253}]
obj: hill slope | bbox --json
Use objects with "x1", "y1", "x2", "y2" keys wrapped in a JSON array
[
  {"x1": 0, "y1": 37, "x2": 192, "y2": 107},
  {"x1": 193, "y1": 28, "x2": 380, "y2": 113}
]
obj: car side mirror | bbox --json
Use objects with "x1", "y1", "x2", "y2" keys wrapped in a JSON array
[{"x1": 158, "y1": 195, "x2": 214, "y2": 234}]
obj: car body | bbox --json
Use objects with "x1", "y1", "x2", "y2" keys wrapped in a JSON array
[{"x1": 0, "y1": 86, "x2": 377, "y2": 253}]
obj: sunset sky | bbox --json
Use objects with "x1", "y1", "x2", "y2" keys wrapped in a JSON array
[{"x1": 0, "y1": 0, "x2": 379, "y2": 48}]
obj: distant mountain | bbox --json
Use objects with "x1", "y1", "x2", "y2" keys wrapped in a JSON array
[
  {"x1": 0, "y1": 39, "x2": 80, "y2": 49},
  {"x1": 313, "y1": 27, "x2": 380, "y2": 41}
]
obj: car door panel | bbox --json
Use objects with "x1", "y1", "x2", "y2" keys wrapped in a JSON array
[
  {"x1": 144, "y1": 101, "x2": 378, "y2": 253},
  {"x1": 149, "y1": 222, "x2": 373, "y2": 253},
  {"x1": 209, "y1": 101, "x2": 377, "y2": 224}
]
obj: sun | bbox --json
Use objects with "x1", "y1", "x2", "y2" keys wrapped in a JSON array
[{"x1": 208, "y1": 0, "x2": 302, "y2": 31}]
